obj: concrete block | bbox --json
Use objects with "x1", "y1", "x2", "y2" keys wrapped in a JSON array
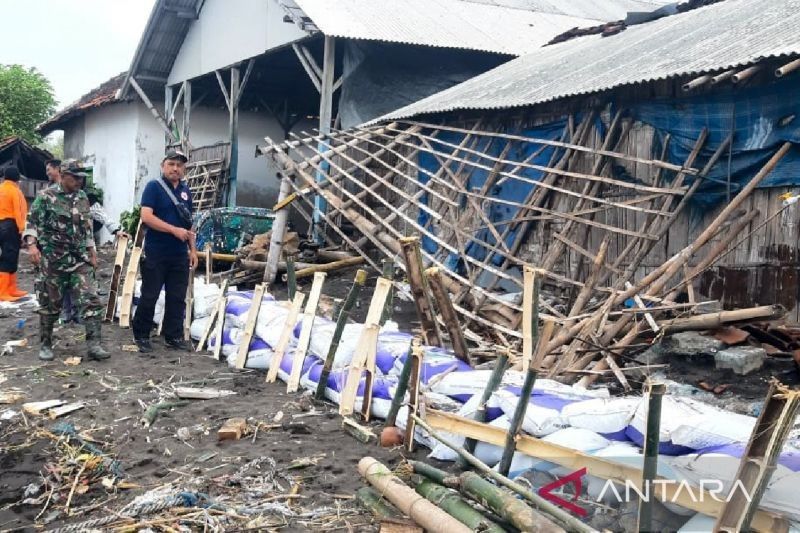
[
  {"x1": 661, "y1": 332, "x2": 725, "y2": 357},
  {"x1": 714, "y1": 346, "x2": 766, "y2": 375}
]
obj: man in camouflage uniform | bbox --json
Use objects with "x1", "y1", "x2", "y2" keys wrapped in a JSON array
[{"x1": 25, "y1": 164, "x2": 109, "y2": 361}]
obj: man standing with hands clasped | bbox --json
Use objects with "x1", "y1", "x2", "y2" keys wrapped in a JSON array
[{"x1": 133, "y1": 150, "x2": 198, "y2": 354}]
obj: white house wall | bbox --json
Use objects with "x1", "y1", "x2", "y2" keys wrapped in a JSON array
[
  {"x1": 79, "y1": 103, "x2": 140, "y2": 240},
  {"x1": 134, "y1": 105, "x2": 169, "y2": 199},
  {"x1": 183, "y1": 105, "x2": 298, "y2": 207},
  {"x1": 168, "y1": 0, "x2": 307, "y2": 85}
]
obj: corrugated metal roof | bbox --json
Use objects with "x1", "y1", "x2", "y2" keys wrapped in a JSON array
[
  {"x1": 120, "y1": 0, "x2": 204, "y2": 98},
  {"x1": 38, "y1": 72, "x2": 127, "y2": 135},
  {"x1": 461, "y1": 0, "x2": 674, "y2": 21},
  {"x1": 379, "y1": 0, "x2": 800, "y2": 120},
  {"x1": 292, "y1": 0, "x2": 601, "y2": 55}
]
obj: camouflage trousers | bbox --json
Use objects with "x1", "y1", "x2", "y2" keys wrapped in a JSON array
[{"x1": 36, "y1": 263, "x2": 103, "y2": 321}]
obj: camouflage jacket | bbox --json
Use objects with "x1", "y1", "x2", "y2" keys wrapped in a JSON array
[{"x1": 27, "y1": 184, "x2": 95, "y2": 273}]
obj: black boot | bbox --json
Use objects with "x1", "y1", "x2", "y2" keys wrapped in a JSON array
[
  {"x1": 39, "y1": 315, "x2": 55, "y2": 361},
  {"x1": 86, "y1": 321, "x2": 110, "y2": 361}
]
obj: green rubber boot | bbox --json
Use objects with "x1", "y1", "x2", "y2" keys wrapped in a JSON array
[
  {"x1": 86, "y1": 320, "x2": 110, "y2": 361},
  {"x1": 39, "y1": 315, "x2": 55, "y2": 361}
]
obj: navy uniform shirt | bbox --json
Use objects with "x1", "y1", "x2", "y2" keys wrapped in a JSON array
[{"x1": 141, "y1": 176, "x2": 193, "y2": 258}]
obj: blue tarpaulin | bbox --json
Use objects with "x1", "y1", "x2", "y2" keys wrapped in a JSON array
[{"x1": 628, "y1": 77, "x2": 800, "y2": 207}]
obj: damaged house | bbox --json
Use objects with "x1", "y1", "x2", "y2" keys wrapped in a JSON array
[
  {"x1": 260, "y1": 0, "x2": 800, "y2": 380},
  {"x1": 39, "y1": 0, "x2": 675, "y2": 228}
]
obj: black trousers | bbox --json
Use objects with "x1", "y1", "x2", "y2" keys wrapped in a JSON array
[
  {"x1": 132, "y1": 254, "x2": 189, "y2": 340},
  {"x1": 0, "y1": 219, "x2": 20, "y2": 274}
]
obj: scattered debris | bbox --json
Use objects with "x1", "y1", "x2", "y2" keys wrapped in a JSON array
[
  {"x1": 714, "y1": 346, "x2": 766, "y2": 375},
  {"x1": 173, "y1": 386, "x2": 237, "y2": 399},
  {"x1": 218, "y1": 417, "x2": 248, "y2": 441},
  {"x1": 342, "y1": 417, "x2": 376, "y2": 444},
  {"x1": 47, "y1": 401, "x2": 85, "y2": 419},
  {"x1": 22, "y1": 399, "x2": 67, "y2": 416},
  {"x1": 63, "y1": 357, "x2": 82, "y2": 366}
]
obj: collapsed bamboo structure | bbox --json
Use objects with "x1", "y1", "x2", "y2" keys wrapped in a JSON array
[{"x1": 257, "y1": 114, "x2": 790, "y2": 381}]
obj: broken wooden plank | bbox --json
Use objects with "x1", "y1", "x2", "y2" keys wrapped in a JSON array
[
  {"x1": 218, "y1": 417, "x2": 248, "y2": 441},
  {"x1": 342, "y1": 417, "x2": 376, "y2": 444},
  {"x1": 118, "y1": 246, "x2": 142, "y2": 328},
  {"x1": 399, "y1": 237, "x2": 441, "y2": 346},
  {"x1": 266, "y1": 292, "x2": 305, "y2": 383},
  {"x1": 339, "y1": 277, "x2": 392, "y2": 416},
  {"x1": 104, "y1": 233, "x2": 129, "y2": 322},
  {"x1": 287, "y1": 272, "x2": 326, "y2": 393},
  {"x1": 48, "y1": 402, "x2": 86, "y2": 419},
  {"x1": 23, "y1": 399, "x2": 66, "y2": 416},
  {"x1": 184, "y1": 269, "x2": 194, "y2": 342},
  {"x1": 426, "y1": 267, "x2": 472, "y2": 366},
  {"x1": 234, "y1": 283, "x2": 266, "y2": 369},
  {"x1": 174, "y1": 387, "x2": 237, "y2": 400},
  {"x1": 196, "y1": 279, "x2": 229, "y2": 353},
  {"x1": 405, "y1": 344, "x2": 424, "y2": 453}
]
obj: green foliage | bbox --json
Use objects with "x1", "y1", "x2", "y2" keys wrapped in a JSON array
[
  {"x1": 0, "y1": 64, "x2": 56, "y2": 144},
  {"x1": 37, "y1": 134, "x2": 64, "y2": 159},
  {"x1": 120, "y1": 205, "x2": 141, "y2": 236}
]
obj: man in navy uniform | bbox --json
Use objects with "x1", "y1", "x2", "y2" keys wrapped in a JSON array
[{"x1": 133, "y1": 150, "x2": 198, "y2": 353}]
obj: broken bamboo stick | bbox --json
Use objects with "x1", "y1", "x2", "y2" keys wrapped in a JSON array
[
  {"x1": 426, "y1": 267, "x2": 471, "y2": 365},
  {"x1": 400, "y1": 237, "x2": 442, "y2": 346}
]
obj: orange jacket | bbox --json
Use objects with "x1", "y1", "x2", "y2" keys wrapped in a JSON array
[{"x1": 0, "y1": 179, "x2": 27, "y2": 233}]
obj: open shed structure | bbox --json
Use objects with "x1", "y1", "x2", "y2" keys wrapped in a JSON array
[{"x1": 260, "y1": 0, "x2": 800, "y2": 382}]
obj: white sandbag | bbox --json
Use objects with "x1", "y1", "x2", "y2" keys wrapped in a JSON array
[
  {"x1": 190, "y1": 316, "x2": 210, "y2": 341},
  {"x1": 192, "y1": 278, "x2": 220, "y2": 318},
  {"x1": 300, "y1": 364, "x2": 394, "y2": 420},
  {"x1": 494, "y1": 388, "x2": 567, "y2": 437},
  {"x1": 254, "y1": 301, "x2": 300, "y2": 348},
  {"x1": 627, "y1": 396, "x2": 717, "y2": 454},
  {"x1": 544, "y1": 427, "x2": 610, "y2": 452},
  {"x1": 561, "y1": 397, "x2": 640, "y2": 439},
  {"x1": 677, "y1": 513, "x2": 715, "y2": 532},
  {"x1": 428, "y1": 416, "x2": 510, "y2": 466},
  {"x1": 670, "y1": 407, "x2": 756, "y2": 450}
]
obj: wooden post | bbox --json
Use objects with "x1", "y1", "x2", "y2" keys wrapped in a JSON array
[
  {"x1": 118, "y1": 246, "x2": 142, "y2": 329},
  {"x1": 212, "y1": 282, "x2": 229, "y2": 361},
  {"x1": 286, "y1": 254, "x2": 297, "y2": 300},
  {"x1": 227, "y1": 65, "x2": 240, "y2": 207},
  {"x1": 312, "y1": 35, "x2": 336, "y2": 244},
  {"x1": 164, "y1": 84, "x2": 174, "y2": 148},
  {"x1": 204, "y1": 243, "x2": 212, "y2": 283},
  {"x1": 266, "y1": 292, "x2": 305, "y2": 383},
  {"x1": 462, "y1": 351, "x2": 508, "y2": 459},
  {"x1": 234, "y1": 284, "x2": 266, "y2": 369},
  {"x1": 263, "y1": 177, "x2": 293, "y2": 285},
  {"x1": 637, "y1": 380, "x2": 666, "y2": 533},
  {"x1": 497, "y1": 368, "x2": 537, "y2": 477},
  {"x1": 380, "y1": 259, "x2": 394, "y2": 325},
  {"x1": 426, "y1": 267, "x2": 472, "y2": 366},
  {"x1": 339, "y1": 278, "x2": 392, "y2": 416},
  {"x1": 181, "y1": 80, "x2": 192, "y2": 153},
  {"x1": 287, "y1": 272, "x2": 326, "y2": 392},
  {"x1": 384, "y1": 341, "x2": 417, "y2": 428},
  {"x1": 104, "y1": 233, "x2": 129, "y2": 322},
  {"x1": 400, "y1": 237, "x2": 442, "y2": 346},
  {"x1": 196, "y1": 279, "x2": 229, "y2": 353},
  {"x1": 521, "y1": 267, "x2": 539, "y2": 373},
  {"x1": 714, "y1": 380, "x2": 800, "y2": 532},
  {"x1": 405, "y1": 344, "x2": 424, "y2": 452},
  {"x1": 315, "y1": 269, "x2": 367, "y2": 401},
  {"x1": 183, "y1": 268, "x2": 194, "y2": 342}
]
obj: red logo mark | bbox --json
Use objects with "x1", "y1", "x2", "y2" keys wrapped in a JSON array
[{"x1": 537, "y1": 467, "x2": 588, "y2": 517}]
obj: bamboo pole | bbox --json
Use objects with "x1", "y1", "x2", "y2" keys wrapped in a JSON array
[
  {"x1": 385, "y1": 342, "x2": 416, "y2": 428},
  {"x1": 400, "y1": 237, "x2": 442, "y2": 346},
  {"x1": 637, "y1": 381, "x2": 666, "y2": 532},
  {"x1": 405, "y1": 344, "x2": 423, "y2": 452},
  {"x1": 285, "y1": 254, "x2": 297, "y2": 299},
  {"x1": 411, "y1": 414, "x2": 592, "y2": 533},
  {"x1": 414, "y1": 478, "x2": 506, "y2": 533},
  {"x1": 380, "y1": 259, "x2": 394, "y2": 325},
  {"x1": 290, "y1": 256, "x2": 365, "y2": 279},
  {"x1": 497, "y1": 368, "x2": 537, "y2": 477},
  {"x1": 263, "y1": 175, "x2": 293, "y2": 285},
  {"x1": 426, "y1": 267, "x2": 471, "y2": 365},
  {"x1": 358, "y1": 457, "x2": 472, "y2": 533},
  {"x1": 315, "y1": 269, "x2": 367, "y2": 401},
  {"x1": 462, "y1": 351, "x2": 508, "y2": 458}
]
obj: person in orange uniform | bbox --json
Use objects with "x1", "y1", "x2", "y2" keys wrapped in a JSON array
[{"x1": 0, "y1": 166, "x2": 28, "y2": 301}]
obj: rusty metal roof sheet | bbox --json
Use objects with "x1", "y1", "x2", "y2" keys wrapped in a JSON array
[
  {"x1": 291, "y1": 0, "x2": 600, "y2": 55},
  {"x1": 379, "y1": 0, "x2": 800, "y2": 120},
  {"x1": 38, "y1": 72, "x2": 127, "y2": 135}
]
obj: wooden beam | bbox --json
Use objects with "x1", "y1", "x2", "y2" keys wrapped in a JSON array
[
  {"x1": 129, "y1": 77, "x2": 177, "y2": 143},
  {"x1": 426, "y1": 267, "x2": 472, "y2": 366},
  {"x1": 183, "y1": 268, "x2": 194, "y2": 342},
  {"x1": 312, "y1": 34, "x2": 336, "y2": 243},
  {"x1": 292, "y1": 43, "x2": 321, "y2": 92},
  {"x1": 234, "y1": 284, "x2": 266, "y2": 369},
  {"x1": 215, "y1": 70, "x2": 231, "y2": 111},
  {"x1": 266, "y1": 292, "x2": 305, "y2": 383},
  {"x1": 340, "y1": 278, "x2": 392, "y2": 416},
  {"x1": 212, "y1": 281, "x2": 230, "y2": 360},
  {"x1": 234, "y1": 59, "x2": 255, "y2": 108},
  {"x1": 182, "y1": 80, "x2": 192, "y2": 152},
  {"x1": 104, "y1": 234, "x2": 129, "y2": 322},
  {"x1": 287, "y1": 272, "x2": 326, "y2": 393},
  {"x1": 399, "y1": 237, "x2": 442, "y2": 346}
]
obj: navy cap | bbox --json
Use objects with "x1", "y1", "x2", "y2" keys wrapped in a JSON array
[{"x1": 163, "y1": 149, "x2": 188, "y2": 163}]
